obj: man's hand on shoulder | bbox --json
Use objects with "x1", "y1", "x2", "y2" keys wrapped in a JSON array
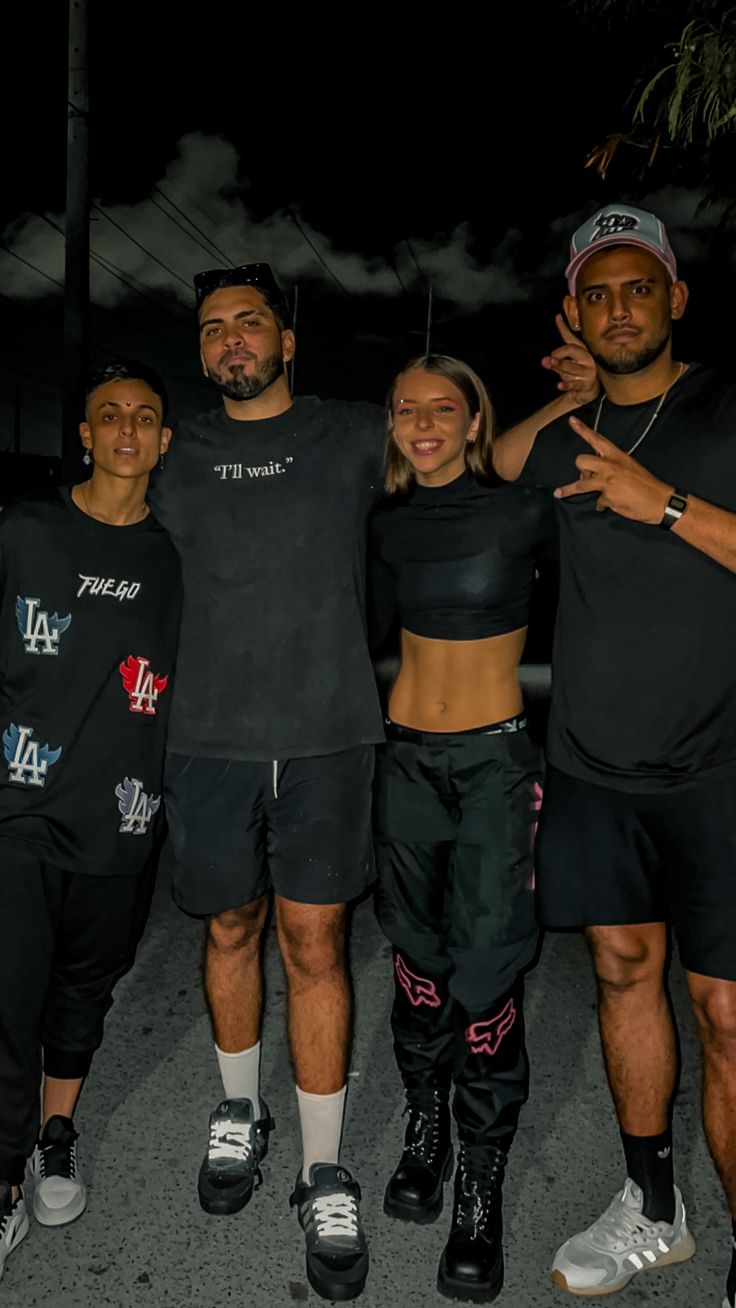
[
  {"x1": 541, "y1": 315, "x2": 600, "y2": 408},
  {"x1": 493, "y1": 318, "x2": 599, "y2": 483}
]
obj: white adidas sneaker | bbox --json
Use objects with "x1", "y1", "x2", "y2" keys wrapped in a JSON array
[
  {"x1": 552, "y1": 1177, "x2": 695, "y2": 1296},
  {"x1": 0, "y1": 1183, "x2": 29, "y2": 1282}
]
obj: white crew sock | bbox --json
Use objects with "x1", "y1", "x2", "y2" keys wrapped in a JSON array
[
  {"x1": 215, "y1": 1041, "x2": 262, "y2": 1118},
  {"x1": 296, "y1": 1084, "x2": 347, "y2": 1179}
]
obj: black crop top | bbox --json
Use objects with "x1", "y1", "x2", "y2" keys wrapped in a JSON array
[{"x1": 369, "y1": 471, "x2": 557, "y2": 646}]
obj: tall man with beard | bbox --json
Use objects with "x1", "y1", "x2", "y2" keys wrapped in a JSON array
[
  {"x1": 149, "y1": 265, "x2": 384, "y2": 1302},
  {"x1": 494, "y1": 206, "x2": 736, "y2": 1306}
]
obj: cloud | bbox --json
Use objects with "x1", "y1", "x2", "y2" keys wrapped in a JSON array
[
  {"x1": 3, "y1": 139, "x2": 729, "y2": 313},
  {"x1": 540, "y1": 188, "x2": 733, "y2": 281},
  {"x1": 1, "y1": 133, "x2": 532, "y2": 311}
]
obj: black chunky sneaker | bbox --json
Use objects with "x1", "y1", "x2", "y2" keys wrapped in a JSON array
[
  {"x1": 437, "y1": 1143, "x2": 506, "y2": 1303},
  {"x1": 197, "y1": 1097, "x2": 275, "y2": 1215},
  {"x1": 290, "y1": 1162, "x2": 369, "y2": 1301},
  {"x1": 384, "y1": 1088, "x2": 453, "y2": 1224},
  {"x1": 32, "y1": 1116, "x2": 86, "y2": 1227}
]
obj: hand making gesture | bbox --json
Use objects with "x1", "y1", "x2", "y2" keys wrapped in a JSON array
[
  {"x1": 542, "y1": 315, "x2": 600, "y2": 407},
  {"x1": 554, "y1": 415, "x2": 672, "y2": 524}
]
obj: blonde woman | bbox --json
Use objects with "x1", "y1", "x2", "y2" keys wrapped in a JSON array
[{"x1": 370, "y1": 355, "x2": 554, "y2": 1303}]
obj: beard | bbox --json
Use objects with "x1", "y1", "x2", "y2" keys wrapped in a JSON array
[
  {"x1": 588, "y1": 327, "x2": 671, "y2": 376},
  {"x1": 207, "y1": 350, "x2": 284, "y2": 401}
]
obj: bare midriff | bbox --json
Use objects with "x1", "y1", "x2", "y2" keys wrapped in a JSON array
[{"x1": 387, "y1": 627, "x2": 528, "y2": 732}]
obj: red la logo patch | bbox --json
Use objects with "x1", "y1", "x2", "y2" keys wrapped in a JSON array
[{"x1": 119, "y1": 655, "x2": 169, "y2": 715}]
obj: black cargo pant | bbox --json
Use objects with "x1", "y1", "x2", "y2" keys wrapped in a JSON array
[
  {"x1": 0, "y1": 844, "x2": 155, "y2": 1185},
  {"x1": 374, "y1": 718, "x2": 542, "y2": 1148}
]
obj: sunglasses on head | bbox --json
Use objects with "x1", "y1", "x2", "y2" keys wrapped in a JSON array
[{"x1": 193, "y1": 263, "x2": 291, "y2": 326}]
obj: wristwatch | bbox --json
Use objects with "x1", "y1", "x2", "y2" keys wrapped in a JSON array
[{"x1": 659, "y1": 488, "x2": 689, "y2": 531}]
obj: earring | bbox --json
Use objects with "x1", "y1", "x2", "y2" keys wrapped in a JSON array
[
  {"x1": 82, "y1": 450, "x2": 92, "y2": 466},
  {"x1": 159, "y1": 452, "x2": 166, "y2": 471}
]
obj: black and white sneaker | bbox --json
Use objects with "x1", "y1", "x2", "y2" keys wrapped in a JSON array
[
  {"x1": 31, "y1": 1116, "x2": 86, "y2": 1227},
  {"x1": 0, "y1": 1182, "x2": 29, "y2": 1282},
  {"x1": 198, "y1": 1097, "x2": 274, "y2": 1215},
  {"x1": 290, "y1": 1162, "x2": 369, "y2": 1302}
]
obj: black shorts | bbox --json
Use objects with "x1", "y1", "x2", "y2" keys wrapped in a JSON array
[
  {"x1": 165, "y1": 746, "x2": 375, "y2": 916},
  {"x1": 374, "y1": 718, "x2": 542, "y2": 1010},
  {"x1": 536, "y1": 764, "x2": 736, "y2": 981}
]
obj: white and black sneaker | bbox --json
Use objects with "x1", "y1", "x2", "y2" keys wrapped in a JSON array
[
  {"x1": 31, "y1": 1116, "x2": 86, "y2": 1227},
  {"x1": 0, "y1": 1182, "x2": 29, "y2": 1282},
  {"x1": 198, "y1": 1097, "x2": 274, "y2": 1215},
  {"x1": 552, "y1": 1177, "x2": 695, "y2": 1295},
  {"x1": 290, "y1": 1162, "x2": 369, "y2": 1302}
]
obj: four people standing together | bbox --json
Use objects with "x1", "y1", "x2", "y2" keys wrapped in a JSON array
[{"x1": 2, "y1": 204, "x2": 735, "y2": 1307}]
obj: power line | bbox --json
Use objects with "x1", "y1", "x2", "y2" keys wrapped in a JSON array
[
  {"x1": 288, "y1": 211, "x2": 352, "y2": 296},
  {"x1": 89, "y1": 249, "x2": 193, "y2": 327},
  {"x1": 153, "y1": 186, "x2": 235, "y2": 267},
  {"x1": 0, "y1": 361, "x2": 63, "y2": 391},
  {"x1": 26, "y1": 218, "x2": 208, "y2": 389},
  {"x1": 90, "y1": 202, "x2": 194, "y2": 294},
  {"x1": 163, "y1": 184, "x2": 244, "y2": 263},
  {"x1": 0, "y1": 244, "x2": 65, "y2": 291},
  {"x1": 38, "y1": 214, "x2": 192, "y2": 327},
  {"x1": 405, "y1": 238, "x2": 431, "y2": 289},
  {"x1": 149, "y1": 192, "x2": 229, "y2": 266},
  {"x1": 389, "y1": 256, "x2": 411, "y2": 298}
]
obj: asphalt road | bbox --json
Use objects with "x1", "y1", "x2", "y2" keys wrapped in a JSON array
[{"x1": 1, "y1": 848, "x2": 729, "y2": 1308}]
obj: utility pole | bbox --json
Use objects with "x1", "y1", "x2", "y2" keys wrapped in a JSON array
[
  {"x1": 62, "y1": 0, "x2": 89, "y2": 482},
  {"x1": 289, "y1": 284, "x2": 299, "y2": 393},
  {"x1": 424, "y1": 284, "x2": 433, "y2": 356},
  {"x1": 13, "y1": 387, "x2": 22, "y2": 456}
]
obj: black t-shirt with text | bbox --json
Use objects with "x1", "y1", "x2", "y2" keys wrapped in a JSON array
[
  {"x1": 0, "y1": 490, "x2": 182, "y2": 873},
  {"x1": 519, "y1": 364, "x2": 736, "y2": 791},
  {"x1": 149, "y1": 396, "x2": 386, "y2": 761}
]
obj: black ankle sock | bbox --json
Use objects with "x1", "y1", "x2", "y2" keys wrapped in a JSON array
[
  {"x1": 726, "y1": 1218, "x2": 736, "y2": 1307},
  {"x1": 620, "y1": 1129, "x2": 675, "y2": 1223}
]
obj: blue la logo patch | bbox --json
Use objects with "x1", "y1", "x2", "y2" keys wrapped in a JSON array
[
  {"x1": 16, "y1": 597, "x2": 72, "y2": 655},
  {"x1": 115, "y1": 776, "x2": 161, "y2": 835},
  {"x1": 3, "y1": 723, "x2": 62, "y2": 786}
]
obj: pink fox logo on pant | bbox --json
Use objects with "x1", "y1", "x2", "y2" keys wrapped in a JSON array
[
  {"x1": 530, "y1": 779, "x2": 543, "y2": 845},
  {"x1": 394, "y1": 953, "x2": 442, "y2": 1008},
  {"x1": 465, "y1": 997, "x2": 516, "y2": 1055}
]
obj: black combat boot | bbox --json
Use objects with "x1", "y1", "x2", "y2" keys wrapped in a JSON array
[
  {"x1": 437, "y1": 1142, "x2": 506, "y2": 1303},
  {"x1": 384, "y1": 1087, "x2": 454, "y2": 1223}
]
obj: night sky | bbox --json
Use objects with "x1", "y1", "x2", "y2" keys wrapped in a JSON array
[{"x1": 3, "y1": 4, "x2": 734, "y2": 458}]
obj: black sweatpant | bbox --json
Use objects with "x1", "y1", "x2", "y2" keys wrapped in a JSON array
[
  {"x1": 374, "y1": 720, "x2": 542, "y2": 1146},
  {"x1": 0, "y1": 843, "x2": 155, "y2": 1185}
]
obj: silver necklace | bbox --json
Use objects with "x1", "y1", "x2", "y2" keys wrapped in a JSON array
[
  {"x1": 593, "y1": 361, "x2": 685, "y2": 456},
  {"x1": 79, "y1": 483, "x2": 148, "y2": 525}
]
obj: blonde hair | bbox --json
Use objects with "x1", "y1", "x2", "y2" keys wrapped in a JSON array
[{"x1": 385, "y1": 355, "x2": 495, "y2": 494}]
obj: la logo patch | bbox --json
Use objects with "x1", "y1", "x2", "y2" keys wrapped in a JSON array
[
  {"x1": 119, "y1": 656, "x2": 169, "y2": 715},
  {"x1": 16, "y1": 597, "x2": 71, "y2": 655},
  {"x1": 3, "y1": 723, "x2": 62, "y2": 786},
  {"x1": 115, "y1": 776, "x2": 161, "y2": 834}
]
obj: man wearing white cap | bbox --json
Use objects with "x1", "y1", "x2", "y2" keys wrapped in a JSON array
[{"x1": 495, "y1": 204, "x2": 736, "y2": 1306}]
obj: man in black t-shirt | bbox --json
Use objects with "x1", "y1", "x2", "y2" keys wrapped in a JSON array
[
  {"x1": 149, "y1": 264, "x2": 381, "y2": 1302},
  {"x1": 0, "y1": 361, "x2": 181, "y2": 1284},
  {"x1": 494, "y1": 206, "x2": 736, "y2": 1307}
]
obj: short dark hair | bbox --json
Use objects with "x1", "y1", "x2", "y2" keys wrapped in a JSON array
[
  {"x1": 193, "y1": 262, "x2": 292, "y2": 330},
  {"x1": 85, "y1": 359, "x2": 169, "y2": 421}
]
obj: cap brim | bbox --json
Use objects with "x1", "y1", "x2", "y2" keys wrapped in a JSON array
[{"x1": 566, "y1": 237, "x2": 677, "y2": 293}]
